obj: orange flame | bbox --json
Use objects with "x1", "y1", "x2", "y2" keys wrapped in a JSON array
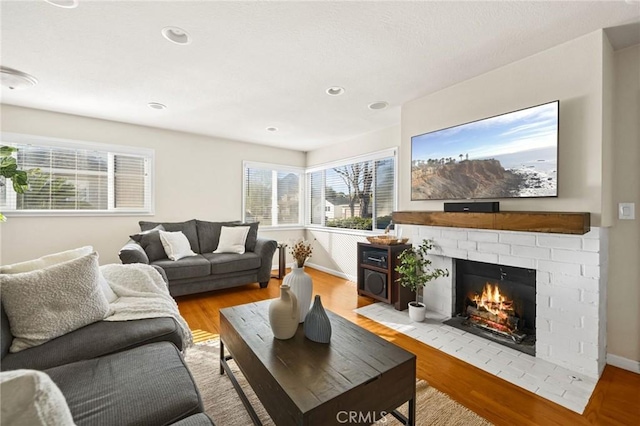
[{"x1": 473, "y1": 283, "x2": 509, "y2": 317}]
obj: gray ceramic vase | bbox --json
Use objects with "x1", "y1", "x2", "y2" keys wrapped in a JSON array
[{"x1": 303, "y1": 295, "x2": 332, "y2": 343}]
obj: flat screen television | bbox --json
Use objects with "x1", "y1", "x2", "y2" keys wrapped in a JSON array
[{"x1": 411, "y1": 100, "x2": 559, "y2": 200}]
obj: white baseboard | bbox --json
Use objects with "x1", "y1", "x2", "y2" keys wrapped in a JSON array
[
  {"x1": 304, "y1": 262, "x2": 356, "y2": 283},
  {"x1": 607, "y1": 353, "x2": 640, "y2": 374},
  {"x1": 272, "y1": 262, "x2": 356, "y2": 283}
]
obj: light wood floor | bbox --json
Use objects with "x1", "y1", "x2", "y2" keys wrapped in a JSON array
[{"x1": 176, "y1": 268, "x2": 640, "y2": 426}]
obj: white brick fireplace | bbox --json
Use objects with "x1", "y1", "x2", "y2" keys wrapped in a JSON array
[{"x1": 399, "y1": 224, "x2": 608, "y2": 379}]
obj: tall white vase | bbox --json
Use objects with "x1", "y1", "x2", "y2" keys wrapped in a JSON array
[
  {"x1": 284, "y1": 265, "x2": 313, "y2": 323},
  {"x1": 268, "y1": 284, "x2": 299, "y2": 340}
]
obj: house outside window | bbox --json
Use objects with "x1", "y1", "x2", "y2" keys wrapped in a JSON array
[
  {"x1": 306, "y1": 148, "x2": 397, "y2": 231},
  {"x1": 243, "y1": 161, "x2": 303, "y2": 227},
  {"x1": 1, "y1": 133, "x2": 154, "y2": 216}
]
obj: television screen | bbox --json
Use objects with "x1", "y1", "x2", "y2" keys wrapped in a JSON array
[{"x1": 411, "y1": 100, "x2": 559, "y2": 200}]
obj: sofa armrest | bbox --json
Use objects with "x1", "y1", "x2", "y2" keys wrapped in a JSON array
[
  {"x1": 119, "y1": 240, "x2": 149, "y2": 265},
  {"x1": 254, "y1": 238, "x2": 277, "y2": 284}
]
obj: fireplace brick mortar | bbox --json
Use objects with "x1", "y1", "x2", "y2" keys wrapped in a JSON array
[{"x1": 399, "y1": 225, "x2": 607, "y2": 379}]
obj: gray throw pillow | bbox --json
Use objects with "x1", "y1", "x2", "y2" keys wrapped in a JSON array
[
  {"x1": 0, "y1": 252, "x2": 110, "y2": 353},
  {"x1": 130, "y1": 225, "x2": 166, "y2": 262}
]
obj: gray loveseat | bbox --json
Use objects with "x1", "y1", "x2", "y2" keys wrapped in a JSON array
[
  {"x1": 0, "y1": 273, "x2": 214, "y2": 426},
  {"x1": 119, "y1": 219, "x2": 277, "y2": 297}
]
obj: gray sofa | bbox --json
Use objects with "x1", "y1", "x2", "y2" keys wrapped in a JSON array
[
  {"x1": 0, "y1": 265, "x2": 214, "y2": 426},
  {"x1": 119, "y1": 219, "x2": 277, "y2": 297}
]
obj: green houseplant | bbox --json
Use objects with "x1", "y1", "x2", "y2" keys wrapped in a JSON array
[
  {"x1": 0, "y1": 146, "x2": 30, "y2": 222},
  {"x1": 395, "y1": 239, "x2": 449, "y2": 322}
]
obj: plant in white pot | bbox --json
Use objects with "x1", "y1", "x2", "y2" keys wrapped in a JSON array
[{"x1": 395, "y1": 239, "x2": 449, "y2": 322}]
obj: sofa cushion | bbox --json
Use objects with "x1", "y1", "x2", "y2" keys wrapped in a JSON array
[
  {"x1": 202, "y1": 252, "x2": 261, "y2": 275},
  {"x1": 1, "y1": 317, "x2": 182, "y2": 371},
  {"x1": 0, "y1": 369, "x2": 75, "y2": 426},
  {"x1": 171, "y1": 413, "x2": 215, "y2": 426},
  {"x1": 196, "y1": 220, "x2": 259, "y2": 253},
  {"x1": 1, "y1": 252, "x2": 110, "y2": 353},
  {"x1": 131, "y1": 224, "x2": 167, "y2": 262},
  {"x1": 152, "y1": 255, "x2": 211, "y2": 281},
  {"x1": 45, "y1": 342, "x2": 202, "y2": 426},
  {"x1": 140, "y1": 220, "x2": 200, "y2": 253}
]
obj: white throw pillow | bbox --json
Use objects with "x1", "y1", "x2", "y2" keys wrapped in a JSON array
[
  {"x1": 159, "y1": 230, "x2": 197, "y2": 261},
  {"x1": 214, "y1": 226, "x2": 250, "y2": 254},
  {"x1": 0, "y1": 252, "x2": 111, "y2": 353},
  {"x1": 0, "y1": 370, "x2": 76, "y2": 426},
  {"x1": 0, "y1": 246, "x2": 118, "y2": 303}
]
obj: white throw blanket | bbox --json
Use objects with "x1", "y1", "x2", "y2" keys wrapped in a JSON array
[{"x1": 100, "y1": 264, "x2": 193, "y2": 349}]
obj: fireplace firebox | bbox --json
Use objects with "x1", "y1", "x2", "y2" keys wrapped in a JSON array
[{"x1": 444, "y1": 259, "x2": 536, "y2": 356}]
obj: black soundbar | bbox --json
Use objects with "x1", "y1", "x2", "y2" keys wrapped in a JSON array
[{"x1": 444, "y1": 201, "x2": 500, "y2": 213}]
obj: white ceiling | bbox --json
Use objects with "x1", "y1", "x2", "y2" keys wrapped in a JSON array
[{"x1": 1, "y1": 1, "x2": 638, "y2": 152}]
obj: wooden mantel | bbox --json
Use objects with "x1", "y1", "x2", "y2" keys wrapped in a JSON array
[{"x1": 392, "y1": 211, "x2": 591, "y2": 235}]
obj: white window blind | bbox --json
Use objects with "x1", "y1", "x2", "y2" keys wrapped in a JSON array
[
  {"x1": 306, "y1": 149, "x2": 396, "y2": 231},
  {"x1": 243, "y1": 162, "x2": 303, "y2": 226},
  {"x1": 1, "y1": 134, "x2": 153, "y2": 215}
]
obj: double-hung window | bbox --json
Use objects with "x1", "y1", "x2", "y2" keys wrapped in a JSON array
[
  {"x1": 243, "y1": 161, "x2": 303, "y2": 226},
  {"x1": 306, "y1": 148, "x2": 397, "y2": 231},
  {"x1": 1, "y1": 133, "x2": 154, "y2": 215}
]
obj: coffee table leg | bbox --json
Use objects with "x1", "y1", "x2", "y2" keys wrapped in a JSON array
[
  {"x1": 219, "y1": 340, "x2": 225, "y2": 375},
  {"x1": 218, "y1": 339, "x2": 263, "y2": 426},
  {"x1": 408, "y1": 395, "x2": 415, "y2": 426}
]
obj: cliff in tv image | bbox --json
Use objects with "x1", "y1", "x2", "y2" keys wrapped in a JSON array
[{"x1": 411, "y1": 155, "x2": 557, "y2": 200}]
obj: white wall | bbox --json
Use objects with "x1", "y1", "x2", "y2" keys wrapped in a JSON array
[
  {"x1": 0, "y1": 105, "x2": 306, "y2": 265},
  {"x1": 401, "y1": 30, "x2": 611, "y2": 227},
  {"x1": 608, "y1": 44, "x2": 640, "y2": 364}
]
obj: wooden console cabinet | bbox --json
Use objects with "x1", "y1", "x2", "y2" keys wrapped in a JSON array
[{"x1": 357, "y1": 242, "x2": 415, "y2": 311}]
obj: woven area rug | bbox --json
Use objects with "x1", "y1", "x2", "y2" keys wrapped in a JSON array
[{"x1": 185, "y1": 340, "x2": 492, "y2": 425}]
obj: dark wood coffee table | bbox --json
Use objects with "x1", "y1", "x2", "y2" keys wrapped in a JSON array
[{"x1": 219, "y1": 300, "x2": 416, "y2": 425}]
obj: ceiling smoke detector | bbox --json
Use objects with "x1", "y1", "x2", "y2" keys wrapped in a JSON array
[
  {"x1": 43, "y1": 0, "x2": 79, "y2": 8},
  {"x1": 326, "y1": 86, "x2": 345, "y2": 96},
  {"x1": 368, "y1": 101, "x2": 389, "y2": 110},
  {"x1": 0, "y1": 66, "x2": 38, "y2": 90},
  {"x1": 147, "y1": 102, "x2": 167, "y2": 110},
  {"x1": 161, "y1": 27, "x2": 192, "y2": 45},
  {"x1": 266, "y1": 127, "x2": 278, "y2": 132}
]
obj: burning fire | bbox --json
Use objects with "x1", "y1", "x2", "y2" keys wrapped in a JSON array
[{"x1": 472, "y1": 283, "x2": 513, "y2": 319}]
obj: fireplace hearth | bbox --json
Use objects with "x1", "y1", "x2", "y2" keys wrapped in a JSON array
[{"x1": 444, "y1": 259, "x2": 536, "y2": 356}]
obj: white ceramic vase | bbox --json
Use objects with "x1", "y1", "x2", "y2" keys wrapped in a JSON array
[
  {"x1": 283, "y1": 264, "x2": 313, "y2": 323},
  {"x1": 408, "y1": 302, "x2": 427, "y2": 322},
  {"x1": 268, "y1": 284, "x2": 299, "y2": 340}
]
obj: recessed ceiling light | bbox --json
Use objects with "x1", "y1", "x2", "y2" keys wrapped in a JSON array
[
  {"x1": 368, "y1": 101, "x2": 389, "y2": 110},
  {"x1": 147, "y1": 102, "x2": 167, "y2": 110},
  {"x1": 43, "y1": 0, "x2": 78, "y2": 8},
  {"x1": 0, "y1": 66, "x2": 38, "y2": 90},
  {"x1": 266, "y1": 127, "x2": 278, "y2": 132},
  {"x1": 326, "y1": 86, "x2": 345, "y2": 96},
  {"x1": 161, "y1": 26, "x2": 191, "y2": 45}
]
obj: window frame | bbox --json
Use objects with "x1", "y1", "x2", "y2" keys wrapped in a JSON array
[
  {"x1": 1, "y1": 132, "x2": 155, "y2": 217},
  {"x1": 305, "y1": 147, "x2": 398, "y2": 233},
  {"x1": 242, "y1": 160, "x2": 305, "y2": 228}
]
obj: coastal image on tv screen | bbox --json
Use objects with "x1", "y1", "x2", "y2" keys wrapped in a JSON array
[{"x1": 411, "y1": 101, "x2": 558, "y2": 200}]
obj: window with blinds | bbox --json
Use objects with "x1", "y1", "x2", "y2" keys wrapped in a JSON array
[
  {"x1": 306, "y1": 149, "x2": 396, "y2": 231},
  {"x1": 243, "y1": 162, "x2": 302, "y2": 226},
  {"x1": 1, "y1": 135, "x2": 153, "y2": 215}
]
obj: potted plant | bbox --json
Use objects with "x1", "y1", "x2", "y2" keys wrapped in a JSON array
[
  {"x1": 0, "y1": 146, "x2": 31, "y2": 222},
  {"x1": 395, "y1": 239, "x2": 449, "y2": 322}
]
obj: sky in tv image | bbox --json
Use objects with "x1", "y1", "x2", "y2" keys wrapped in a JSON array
[
  {"x1": 411, "y1": 102, "x2": 558, "y2": 163},
  {"x1": 411, "y1": 101, "x2": 558, "y2": 199}
]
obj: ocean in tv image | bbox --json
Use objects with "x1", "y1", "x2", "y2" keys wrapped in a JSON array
[{"x1": 411, "y1": 101, "x2": 559, "y2": 200}]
